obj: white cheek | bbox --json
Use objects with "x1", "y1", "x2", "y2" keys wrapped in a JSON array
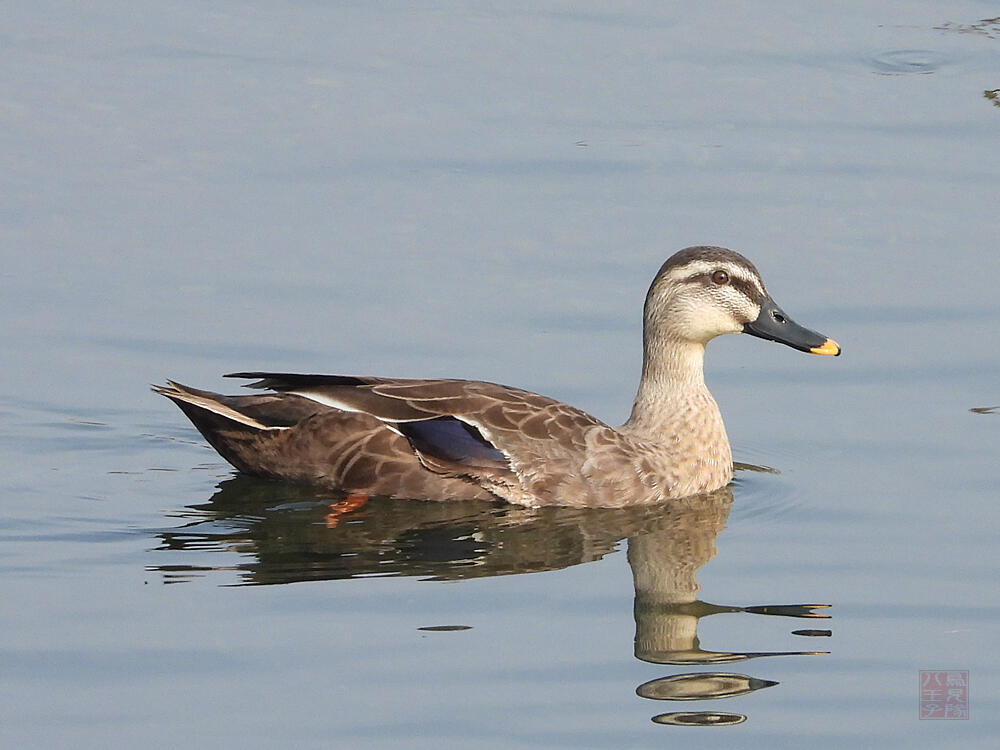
[
  {"x1": 685, "y1": 304, "x2": 744, "y2": 340},
  {"x1": 735, "y1": 296, "x2": 761, "y2": 326}
]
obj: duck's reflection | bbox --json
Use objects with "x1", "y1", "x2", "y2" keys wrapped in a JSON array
[{"x1": 152, "y1": 477, "x2": 830, "y2": 725}]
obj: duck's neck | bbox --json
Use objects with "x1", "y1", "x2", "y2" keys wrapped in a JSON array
[{"x1": 623, "y1": 338, "x2": 722, "y2": 437}]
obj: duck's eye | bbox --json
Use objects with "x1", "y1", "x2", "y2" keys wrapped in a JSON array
[{"x1": 711, "y1": 270, "x2": 730, "y2": 285}]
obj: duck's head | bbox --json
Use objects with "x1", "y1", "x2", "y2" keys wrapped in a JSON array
[{"x1": 644, "y1": 246, "x2": 840, "y2": 356}]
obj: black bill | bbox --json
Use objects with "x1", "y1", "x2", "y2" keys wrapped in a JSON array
[{"x1": 744, "y1": 297, "x2": 841, "y2": 356}]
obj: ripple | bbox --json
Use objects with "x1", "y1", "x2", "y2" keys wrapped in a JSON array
[
  {"x1": 637, "y1": 672, "x2": 778, "y2": 701},
  {"x1": 652, "y1": 711, "x2": 747, "y2": 726},
  {"x1": 871, "y1": 49, "x2": 948, "y2": 75},
  {"x1": 417, "y1": 625, "x2": 473, "y2": 632},
  {"x1": 728, "y1": 468, "x2": 801, "y2": 529},
  {"x1": 792, "y1": 629, "x2": 833, "y2": 637}
]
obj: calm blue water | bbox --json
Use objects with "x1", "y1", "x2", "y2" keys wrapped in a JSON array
[{"x1": 1, "y1": 2, "x2": 998, "y2": 747}]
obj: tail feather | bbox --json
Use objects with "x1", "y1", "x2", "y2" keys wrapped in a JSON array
[
  {"x1": 154, "y1": 381, "x2": 290, "y2": 477},
  {"x1": 153, "y1": 382, "x2": 275, "y2": 431}
]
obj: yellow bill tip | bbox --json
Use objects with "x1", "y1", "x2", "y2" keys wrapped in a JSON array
[{"x1": 810, "y1": 338, "x2": 841, "y2": 356}]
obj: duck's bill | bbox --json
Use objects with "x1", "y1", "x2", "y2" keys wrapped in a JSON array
[{"x1": 743, "y1": 298, "x2": 841, "y2": 356}]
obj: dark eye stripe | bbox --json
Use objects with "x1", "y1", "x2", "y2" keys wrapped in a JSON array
[
  {"x1": 729, "y1": 276, "x2": 763, "y2": 304},
  {"x1": 683, "y1": 271, "x2": 763, "y2": 304}
]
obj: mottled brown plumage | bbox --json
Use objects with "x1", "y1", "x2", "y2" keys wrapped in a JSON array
[{"x1": 156, "y1": 246, "x2": 839, "y2": 507}]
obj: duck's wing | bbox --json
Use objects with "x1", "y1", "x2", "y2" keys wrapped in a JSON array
[
  {"x1": 226, "y1": 372, "x2": 610, "y2": 500},
  {"x1": 154, "y1": 379, "x2": 499, "y2": 500}
]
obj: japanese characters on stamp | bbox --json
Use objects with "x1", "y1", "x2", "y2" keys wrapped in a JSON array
[{"x1": 919, "y1": 670, "x2": 969, "y2": 720}]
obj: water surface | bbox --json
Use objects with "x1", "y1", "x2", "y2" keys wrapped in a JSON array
[{"x1": 1, "y1": 2, "x2": 998, "y2": 747}]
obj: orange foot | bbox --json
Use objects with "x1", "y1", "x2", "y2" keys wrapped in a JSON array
[{"x1": 325, "y1": 492, "x2": 371, "y2": 528}]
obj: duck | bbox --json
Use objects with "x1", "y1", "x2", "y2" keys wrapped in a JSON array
[{"x1": 155, "y1": 246, "x2": 839, "y2": 508}]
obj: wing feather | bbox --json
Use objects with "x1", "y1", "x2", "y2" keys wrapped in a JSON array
[{"x1": 223, "y1": 371, "x2": 617, "y2": 503}]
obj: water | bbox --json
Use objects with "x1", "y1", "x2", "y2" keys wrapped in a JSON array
[{"x1": 2, "y1": 1, "x2": 998, "y2": 747}]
